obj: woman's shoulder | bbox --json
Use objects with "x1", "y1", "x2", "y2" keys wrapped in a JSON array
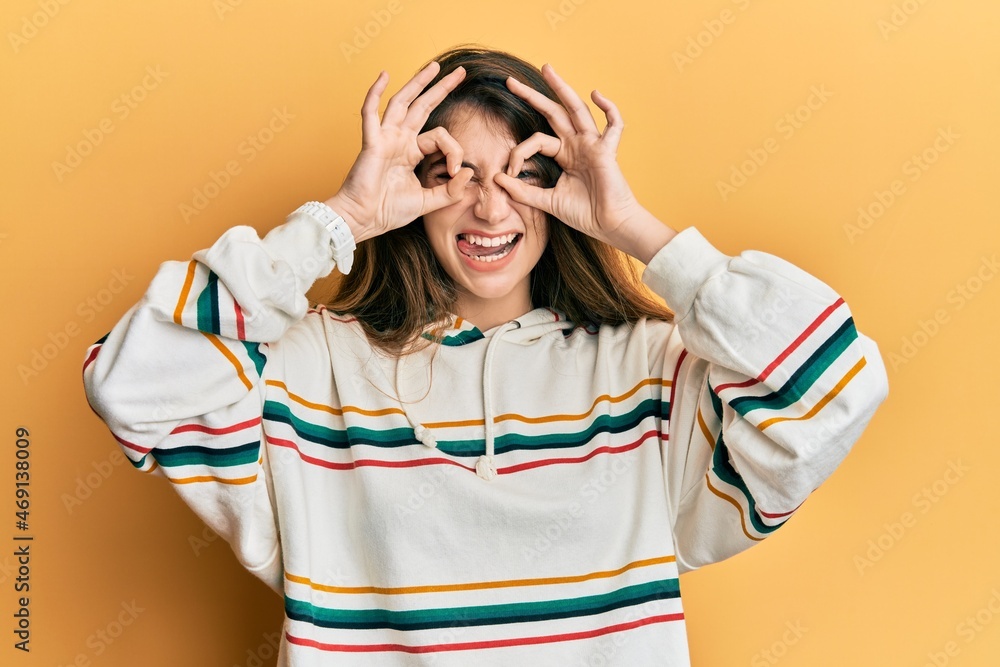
[
  {"x1": 556, "y1": 314, "x2": 675, "y2": 348},
  {"x1": 272, "y1": 305, "x2": 370, "y2": 356}
]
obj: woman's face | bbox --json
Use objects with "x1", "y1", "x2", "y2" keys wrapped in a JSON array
[{"x1": 418, "y1": 105, "x2": 549, "y2": 329}]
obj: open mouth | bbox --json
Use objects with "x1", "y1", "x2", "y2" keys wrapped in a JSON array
[{"x1": 456, "y1": 233, "x2": 522, "y2": 263}]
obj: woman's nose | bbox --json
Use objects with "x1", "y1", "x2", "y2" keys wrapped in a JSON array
[{"x1": 472, "y1": 180, "x2": 512, "y2": 223}]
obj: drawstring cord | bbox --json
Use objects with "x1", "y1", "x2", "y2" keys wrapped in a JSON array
[
  {"x1": 395, "y1": 352, "x2": 438, "y2": 449},
  {"x1": 476, "y1": 320, "x2": 519, "y2": 481},
  {"x1": 393, "y1": 319, "x2": 520, "y2": 481}
]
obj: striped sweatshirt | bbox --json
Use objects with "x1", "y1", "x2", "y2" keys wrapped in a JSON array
[{"x1": 82, "y1": 209, "x2": 889, "y2": 666}]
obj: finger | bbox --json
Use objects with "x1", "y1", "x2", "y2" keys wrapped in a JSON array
[
  {"x1": 416, "y1": 127, "x2": 464, "y2": 176},
  {"x1": 382, "y1": 60, "x2": 441, "y2": 127},
  {"x1": 505, "y1": 75, "x2": 576, "y2": 138},
  {"x1": 540, "y1": 63, "x2": 600, "y2": 136},
  {"x1": 592, "y1": 89, "x2": 624, "y2": 150},
  {"x1": 360, "y1": 70, "x2": 389, "y2": 146},
  {"x1": 493, "y1": 172, "x2": 555, "y2": 215},
  {"x1": 401, "y1": 66, "x2": 467, "y2": 132},
  {"x1": 421, "y1": 167, "x2": 474, "y2": 214},
  {"x1": 506, "y1": 132, "x2": 560, "y2": 177}
]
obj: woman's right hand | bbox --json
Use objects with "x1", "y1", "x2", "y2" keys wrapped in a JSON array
[{"x1": 325, "y1": 61, "x2": 474, "y2": 243}]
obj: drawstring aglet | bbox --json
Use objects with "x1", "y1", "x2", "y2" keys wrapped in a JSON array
[
  {"x1": 413, "y1": 424, "x2": 437, "y2": 449},
  {"x1": 475, "y1": 455, "x2": 497, "y2": 481}
]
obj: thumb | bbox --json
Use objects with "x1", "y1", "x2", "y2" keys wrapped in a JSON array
[
  {"x1": 420, "y1": 167, "x2": 473, "y2": 214},
  {"x1": 494, "y1": 172, "x2": 554, "y2": 215}
]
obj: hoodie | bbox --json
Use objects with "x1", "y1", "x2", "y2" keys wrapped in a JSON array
[{"x1": 82, "y1": 207, "x2": 889, "y2": 666}]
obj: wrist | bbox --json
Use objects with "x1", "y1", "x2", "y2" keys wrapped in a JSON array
[
  {"x1": 610, "y1": 205, "x2": 679, "y2": 265},
  {"x1": 324, "y1": 193, "x2": 375, "y2": 244}
]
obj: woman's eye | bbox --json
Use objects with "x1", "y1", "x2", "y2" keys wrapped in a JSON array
[{"x1": 431, "y1": 169, "x2": 538, "y2": 183}]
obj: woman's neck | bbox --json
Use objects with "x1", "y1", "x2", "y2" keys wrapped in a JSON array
[{"x1": 453, "y1": 287, "x2": 534, "y2": 331}]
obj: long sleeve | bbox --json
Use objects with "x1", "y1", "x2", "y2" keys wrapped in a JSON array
[
  {"x1": 82, "y1": 209, "x2": 336, "y2": 593},
  {"x1": 641, "y1": 227, "x2": 889, "y2": 573}
]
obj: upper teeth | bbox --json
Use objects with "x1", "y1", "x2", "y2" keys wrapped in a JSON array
[{"x1": 462, "y1": 233, "x2": 517, "y2": 247}]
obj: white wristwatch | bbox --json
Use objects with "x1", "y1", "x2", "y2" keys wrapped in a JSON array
[{"x1": 293, "y1": 201, "x2": 357, "y2": 274}]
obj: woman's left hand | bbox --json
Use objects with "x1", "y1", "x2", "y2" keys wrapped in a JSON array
[{"x1": 494, "y1": 64, "x2": 648, "y2": 253}]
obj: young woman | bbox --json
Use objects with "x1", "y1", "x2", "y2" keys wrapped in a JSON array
[{"x1": 83, "y1": 46, "x2": 888, "y2": 666}]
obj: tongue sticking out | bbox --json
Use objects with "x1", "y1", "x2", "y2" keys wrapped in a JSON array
[{"x1": 457, "y1": 237, "x2": 515, "y2": 257}]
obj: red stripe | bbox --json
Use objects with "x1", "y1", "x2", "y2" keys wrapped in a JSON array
[
  {"x1": 757, "y1": 297, "x2": 845, "y2": 383},
  {"x1": 114, "y1": 433, "x2": 151, "y2": 454},
  {"x1": 713, "y1": 377, "x2": 758, "y2": 393},
  {"x1": 170, "y1": 416, "x2": 261, "y2": 435},
  {"x1": 234, "y1": 301, "x2": 245, "y2": 340},
  {"x1": 82, "y1": 345, "x2": 100, "y2": 373},
  {"x1": 265, "y1": 435, "x2": 475, "y2": 473},
  {"x1": 757, "y1": 501, "x2": 802, "y2": 519},
  {"x1": 266, "y1": 431, "x2": 662, "y2": 476},
  {"x1": 666, "y1": 349, "x2": 687, "y2": 429},
  {"x1": 500, "y1": 431, "x2": 656, "y2": 474},
  {"x1": 285, "y1": 612, "x2": 685, "y2": 654}
]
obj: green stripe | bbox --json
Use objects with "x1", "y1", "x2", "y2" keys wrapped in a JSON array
[
  {"x1": 285, "y1": 577, "x2": 679, "y2": 631},
  {"x1": 128, "y1": 453, "x2": 149, "y2": 469},
  {"x1": 263, "y1": 399, "x2": 665, "y2": 457},
  {"x1": 196, "y1": 271, "x2": 221, "y2": 334},
  {"x1": 421, "y1": 328, "x2": 485, "y2": 346},
  {"x1": 710, "y1": 421, "x2": 782, "y2": 535},
  {"x1": 242, "y1": 341, "x2": 266, "y2": 376},
  {"x1": 707, "y1": 377, "x2": 722, "y2": 420},
  {"x1": 487, "y1": 401, "x2": 661, "y2": 455},
  {"x1": 263, "y1": 401, "x2": 409, "y2": 450},
  {"x1": 152, "y1": 441, "x2": 259, "y2": 468},
  {"x1": 730, "y1": 317, "x2": 858, "y2": 417}
]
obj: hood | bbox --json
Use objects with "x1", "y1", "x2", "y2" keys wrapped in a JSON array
[
  {"x1": 419, "y1": 307, "x2": 577, "y2": 347},
  {"x1": 397, "y1": 307, "x2": 579, "y2": 482}
]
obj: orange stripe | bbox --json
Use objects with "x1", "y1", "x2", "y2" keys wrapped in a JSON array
[
  {"x1": 705, "y1": 475, "x2": 763, "y2": 542},
  {"x1": 757, "y1": 357, "x2": 867, "y2": 431},
  {"x1": 469, "y1": 377, "x2": 672, "y2": 428},
  {"x1": 170, "y1": 473, "x2": 257, "y2": 485},
  {"x1": 265, "y1": 378, "x2": 672, "y2": 429},
  {"x1": 202, "y1": 332, "x2": 253, "y2": 390},
  {"x1": 696, "y1": 406, "x2": 715, "y2": 451},
  {"x1": 173, "y1": 260, "x2": 197, "y2": 325},
  {"x1": 285, "y1": 555, "x2": 676, "y2": 596},
  {"x1": 495, "y1": 377, "x2": 669, "y2": 424},
  {"x1": 265, "y1": 380, "x2": 406, "y2": 418}
]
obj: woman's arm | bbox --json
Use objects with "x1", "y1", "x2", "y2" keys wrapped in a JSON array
[
  {"x1": 497, "y1": 62, "x2": 889, "y2": 570},
  {"x1": 82, "y1": 211, "x2": 337, "y2": 593},
  {"x1": 83, "y1": 59, "x2": 473, "y2": 591},
  {"x1": 640, "y1": 227, "x2": 888, "y2": 569}
]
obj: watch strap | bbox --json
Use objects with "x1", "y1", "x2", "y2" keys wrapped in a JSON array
[{"x1": 293, "y1": 201, "x2": 357, "y2": 275}]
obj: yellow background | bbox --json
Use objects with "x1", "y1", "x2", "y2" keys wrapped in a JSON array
[{"x1": 2, "y1": 0, "x2": 998, "y2": 664}]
